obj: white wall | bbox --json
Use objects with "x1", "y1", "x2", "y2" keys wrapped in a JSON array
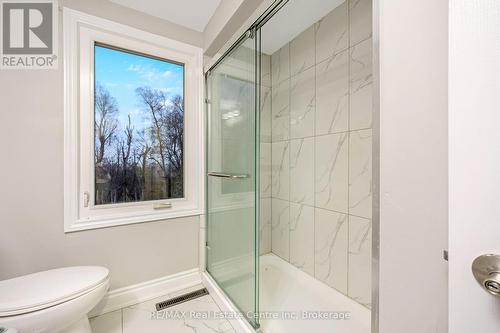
[
  {"x1": 377, "y1": 0, "x2": 448, "y2": 332},
  {"x1": 449, "y1": 1, "x2": 500, "y2": 332},
  {"x1": 203, "y1": 0, "x2": 265, "y2": 57},
  {"x1": 204, "y1": 0, "x2": 244, "y2": 52},
  {"x1": 64, "y1": 0, "x2": 203, "y2": 47},
  {"x1": 0, "y1": 0, "x2": 201, "y2": 290}
]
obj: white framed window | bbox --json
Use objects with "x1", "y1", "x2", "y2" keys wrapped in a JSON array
[{"x1": 63, "y1": 9, "x2": 204, "y2": 232}]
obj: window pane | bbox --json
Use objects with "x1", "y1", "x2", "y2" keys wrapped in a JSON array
[{"x1": 94, "y1": 44, "x2": 184, "y2": 205}]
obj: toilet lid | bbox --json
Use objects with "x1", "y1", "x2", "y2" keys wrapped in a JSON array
[{"x1": 0, "y1": 266, "x2": 109, "y2": 317}]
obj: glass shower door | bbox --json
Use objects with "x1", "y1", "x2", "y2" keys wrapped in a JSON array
[{"x1": 206, "y1": 33, "x2": 259, "y2": 328}]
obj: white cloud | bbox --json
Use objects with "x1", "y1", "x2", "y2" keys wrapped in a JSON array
[{"x1": 127, "y1": 64, "x2": 176, "y2": 83}]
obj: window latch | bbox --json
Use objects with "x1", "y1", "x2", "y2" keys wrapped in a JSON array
[{"x1": 153, "y1": 203, "x2": 173, "y2": 210}]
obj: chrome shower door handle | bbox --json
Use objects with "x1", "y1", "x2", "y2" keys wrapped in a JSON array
[
  {"x1": 207, "y1": 172, "x2": 249, "y2": 179},
  {"x1": 472, "y1": 254, "x2": 500, "y2": 296}
]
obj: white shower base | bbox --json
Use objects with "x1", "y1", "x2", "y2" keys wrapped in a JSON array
[{"x1": 259, "y1": 254, "x2": 370, "y2": 333}]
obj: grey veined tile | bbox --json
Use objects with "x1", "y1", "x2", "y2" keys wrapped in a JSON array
[
  {"x1": 262, "y1": 53, "x2": 272, "y2": 88},
  {"x1": 290, "y1": 25, "x2": 315, "y2": 77},
  {"x1": 271, "y1": 141, "x2": 290, "y2": 201},
  {"x1": 315, "y1": 208, "x2": 348, "y2": 294},
  {"x1": 348, "y1": 215, "x2": 372, "y2": 308},
  {"x1": 260, "y1": 142, "x2": 272, "y2": 198},
  {"x1": 260, "y1": 85, "x2": 272, "y2": 143},
  {"x1": 290, "y1": 138, "x2": 315, "y2": 205},
  {"x1": 315, "y1": 1, "x2": 348, "y2": 64},
  {"x1": 349, "y1": 0, "x2": 372, "y2": 47},
  {"x1": 315, "y1": 132, "x2": 349, "y2": 213},
  {"x1": 349, "y1": 38, "x2": 373, "y2": 130},
  {"x1": 290, "y1": 66, "x2": 315, "y2": 139},
  {"x1": 271, "y1": 44, "x2": 290, "y2": 86},
  {"x1": 271, "y1": 79, "x2": 290, "y2": 141},
  {"x1": 290, "y1": 203, "x2": 315, "y2": 276},
  {"x1": 349, "y1": 129, "x2": 372, "y2": 219},
  {"x1": 271, "y1": 198, "x2": 290, "y2": 261},
  {"x1": 260, "y1": 198, "x2": 272, "y2": 255},
  {"x1": 316, "y1": 50, "x2": 349, "y2": 136}
]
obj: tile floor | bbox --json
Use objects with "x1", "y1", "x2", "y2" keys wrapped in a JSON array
[{"x1": 90, "y1": 285, "x2": 236, "y2": 333}]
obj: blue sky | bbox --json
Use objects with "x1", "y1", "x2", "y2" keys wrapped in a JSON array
[{"x1": 94, "y1": 44, "x2": 184, "y2": 132}]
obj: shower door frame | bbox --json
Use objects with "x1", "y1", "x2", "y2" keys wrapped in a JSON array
[
  {"x1": 203, "y1": 0, "x2": 381, "y2": 332},
  {"x1": 204, "y1": 27, "x2": 261, "y2": 330}
]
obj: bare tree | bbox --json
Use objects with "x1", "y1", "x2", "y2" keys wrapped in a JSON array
[
  {"x1": 121, "y1": 116, "x2": 134, "y2": 168},
  {"x1": 162, "y1": 94, "x2": 184, "y2": 197},
  {"x1": 94, "y1": 83, "x2": 118, "y2": 164},
  {"x1": 120, "y1": 115, "x2": 133, "y2": 200},
  {"x1": 163, "y1": 95, "x2": 184, "y2": 173},
  {"x1": 94, "y1": 83, "x2": 119, "y2": 204},
  {"x1": 136, "y1": 87, "x2": 172, "y2": 197},
  {"x1": 95, "y1": 85, "x2": 184, "y2": 205},
  {"x1": 137, "y1": 129, "x2": 151, "y2": 200}
]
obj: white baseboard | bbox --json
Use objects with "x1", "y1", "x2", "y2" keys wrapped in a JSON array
[
  {"x1": 202, "y1": 271, "x2": 256, "y2": 333},
  {"x1": 89, "y1": 268, "x2": 202, "y2": 317}
]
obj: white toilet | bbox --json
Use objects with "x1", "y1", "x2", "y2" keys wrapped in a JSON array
[{"x1": 0, "y1": 266, "x2": 110, "y2": 333}]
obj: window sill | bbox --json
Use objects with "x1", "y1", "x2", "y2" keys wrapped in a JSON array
[{"x1": 64, "y1": 207, "x2": 203, "y2": 233}]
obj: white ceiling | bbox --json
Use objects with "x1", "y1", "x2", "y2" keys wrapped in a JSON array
[
  {"x1": 109, "y1": 0, "x2": 222, "y2": 32},
  {"x1": 261, "y1": 0, "x2": 345, "y2": 55}
]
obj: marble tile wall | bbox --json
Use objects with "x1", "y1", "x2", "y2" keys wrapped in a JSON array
[
  {"x1": 265, "y1": 0, "x2": 373, "y2": 308},
  {"x1": 260, "y1": 53, "x2": 273, "y2": 255}
]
